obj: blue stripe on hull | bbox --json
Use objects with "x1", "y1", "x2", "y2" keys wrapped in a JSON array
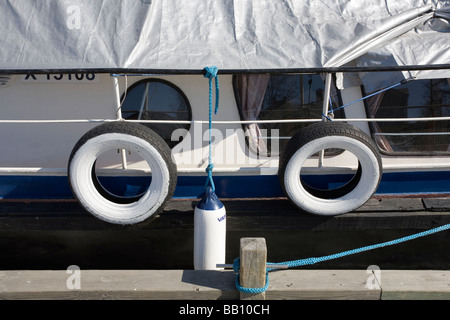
[{"x1": 0, "y1": 171, "x2": 448, "y2": 200}]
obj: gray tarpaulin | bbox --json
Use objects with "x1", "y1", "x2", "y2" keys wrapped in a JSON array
[{"x1": 0, "y1": 0, "x2": 449, "y2": 77}]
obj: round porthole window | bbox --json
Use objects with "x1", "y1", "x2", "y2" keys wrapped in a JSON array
[{"x1": 121, "y1": 78, "x2": 192, "y2": 148}]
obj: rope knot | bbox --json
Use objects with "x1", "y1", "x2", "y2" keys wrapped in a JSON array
[
  {"x1": 206, "y1": 163, "x2": 214, "y2": 173},
  {"x1": 203, "y1": 66, "x2": 218, "y2": 79}
]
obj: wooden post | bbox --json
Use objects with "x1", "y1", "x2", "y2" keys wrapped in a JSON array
[{"x1": 239, "y1": 237, "x2": 267, "y2": 300}]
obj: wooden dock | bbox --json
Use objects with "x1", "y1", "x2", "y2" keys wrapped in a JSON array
[{"x1": 1, "y1": 269, "x2": 450, "y2": 300}]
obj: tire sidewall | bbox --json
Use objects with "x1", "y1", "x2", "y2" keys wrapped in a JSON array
[
  {"x1": 69, "y1": 129, "x2": 172, "y2": 224},
  {"x1": 283, "y1": 134, "x2": 381, "y2": 215}
]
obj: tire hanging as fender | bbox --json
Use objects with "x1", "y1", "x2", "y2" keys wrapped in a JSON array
[
  {"x1": 68, "y1": 122, "x2": 177, "y2": 225},
  {"x1": 278, "y1": 122, "x2": 382, "y2": 216}
]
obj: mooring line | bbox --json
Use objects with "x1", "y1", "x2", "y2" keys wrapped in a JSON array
[{"x1": 233, "y1": 222, "x2": 450, "y2": 293}]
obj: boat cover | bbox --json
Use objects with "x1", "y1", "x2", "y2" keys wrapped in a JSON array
[{"x1": 1, "y1": 0, "x2": 449, "y2": 82}]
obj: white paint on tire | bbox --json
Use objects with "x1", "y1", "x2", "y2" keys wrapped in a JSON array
[
  {"x1": 69, "y1": 133, "x2": 171, "y2": 224},
  {"x1": 283, "y1": 135, "x2": 381, "y2": 215}
]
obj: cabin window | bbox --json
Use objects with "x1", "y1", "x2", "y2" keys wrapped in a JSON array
[
  {"x1": 120, "y1": 78, "x2": 192, "y2": 148},
  {"x1": 233, "y1": 74, "x2": 343, "y2": 156},
  {"x1": 364, "y1": 78, "x2": 450, "y2": 155}
]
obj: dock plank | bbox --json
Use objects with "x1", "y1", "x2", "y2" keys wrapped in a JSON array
[
  {"x1": 0, "y1": 270, "x2": 238, "y2": 300},
  {"x1": 266, "y1": 270, "x2": 380, "y2": 300},
  {"x1": 5, "y1": 269, "x2": 450, "y2": 300},
  {"x1": 380, "y1": 270, "x2": 450, "y2": 300}
]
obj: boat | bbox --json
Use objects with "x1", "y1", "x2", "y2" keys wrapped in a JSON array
[{"x1": 0, "y1": 0, "x2": 448, "y2": 224}]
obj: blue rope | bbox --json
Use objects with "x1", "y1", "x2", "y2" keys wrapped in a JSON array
[
  {"x1": 203, "y1": 66, "x2": 219, "y2": 191},
  {"x1": 326, "y1": 79, "x2": 409, "y2": 118},
  {"x1": 321, "y1": 96, "x2": 334, "y2": 121},
  {"x1": 233, "y1": 258, "x2": 269, "y2": 294},
  {"x1": 233, "y1": 221, "x2": 450, "y2": 293}
]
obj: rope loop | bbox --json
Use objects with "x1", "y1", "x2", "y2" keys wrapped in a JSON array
[
  {"x1": 232, "y1": 257, "x2": 240, "y2": 273},
  {"x1": 322, "y1": 112, "x2": 334, "y2": 122},
  {"x1": 235, "y1": 272, "x2": 269, "y2": 294},
  {"x1": 232, "y1": 258, "x2": 269, "y2": 294},
  {"x1": 232, "y1": 221, "x2": 450, "y2": 294}
]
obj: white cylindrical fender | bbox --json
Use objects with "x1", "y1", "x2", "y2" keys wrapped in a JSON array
[{"x1": 194, "y1": 186, "x2": 226, "y2": 270}]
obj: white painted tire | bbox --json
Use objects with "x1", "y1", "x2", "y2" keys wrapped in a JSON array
[
  {"x1": 279, "y1": 122, "x2": 382, "y2": 216},
  {"x1": 68, "y1": 122, "x2": 176, "y2": 225}
]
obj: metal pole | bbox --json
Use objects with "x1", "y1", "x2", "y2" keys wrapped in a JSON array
[
  {"x1": 318, "y1": 73, "x2": 333, "y2": 168},
  {"x1": 112, "y1": 76, "x2": 128, "y2": 169}
]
